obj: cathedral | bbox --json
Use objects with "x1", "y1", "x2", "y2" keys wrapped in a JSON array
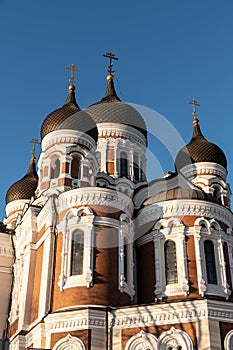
[{"x1": 1, "y1": 54, "x2": 233, "y2": 350}]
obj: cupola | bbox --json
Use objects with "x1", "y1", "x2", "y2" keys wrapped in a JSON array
[{"x1": 6, "y1": 156, "x2": 38, "y2": 204}]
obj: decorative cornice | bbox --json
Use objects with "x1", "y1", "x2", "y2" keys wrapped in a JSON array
[
  {"x1": 137, "y1": 199, "x2": 233, "y2": 228},
  {"x1": 97, "y1": 123, "x2": 147, "y2": 146},
  {"x1": 111, "y1": 299, "x2": 233, "y2": 329},
  {"x1": 41, "y1": 129, "x2": 96, "y2": 153},
  {"x1": 180, "y1": 162, "x2": 227, "y2": 181},
  {"x1": 0, "y1": 246, "x2": 14, "y2": 258},
  {"x1": 6, "y1": 199, "x2": 30, "y2": 218},
  {"x1": 59, "y1": 187, "x2": 134, "y2": 217},
  {"x1": 45, "y1": 309, "x2": 106, "y2": 331}
]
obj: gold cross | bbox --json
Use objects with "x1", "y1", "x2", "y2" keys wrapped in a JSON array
[
  {"x1": 29, "y1": 137, "x2": 40, "y2": 158},
  {"x1": 188, "y1": 99, "x2": 200, "y2": 119},
  {"x1": 66, "y1": 64, "x2": 80, "y2": 86},
  {"x1": 103, "y1": 51, "x2": 119, "y2": 75}
]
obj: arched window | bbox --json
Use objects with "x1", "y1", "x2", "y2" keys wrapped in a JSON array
[
  {"x1": 204, "y1": 240, "x2": 217, "y2": 285},
  {"x1": 164, "y1": 240, "x2": 178, "y2": 284},
  {"x1": 71, "y1": 154, "x2": 81, "y2": 179},
  {"x1": 120, "y1": 151, "x2": 128, "y2": 177},
  {"x1": 50, "y1": 156, "x2": 60, "y2": 179},
  {"x1": 71, "y1": 230, "x2": 84, "y2": 276}
]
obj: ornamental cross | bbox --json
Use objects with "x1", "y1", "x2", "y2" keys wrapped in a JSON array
[
  {"x1": 66, "y1": 64, "x2": 80, "y2": 85},
  {"x1": 188, "y1": 99, "x2": 200, "y2": 119},
  {"x1": 29, "y1": 137, "x2": 40, "y2": 158},
  {"x1": 103, "y1": 51, "x2": 119, "y2": 75}
]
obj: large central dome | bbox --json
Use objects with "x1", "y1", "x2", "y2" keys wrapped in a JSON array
[{"x1": 85, "y1": 75, "x2": 147, "y2": 139}]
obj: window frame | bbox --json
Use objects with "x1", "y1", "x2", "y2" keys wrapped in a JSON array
[
  {"x1": 118, "y1": 214, "x2": 135, "y2": 300},
  {"x1": 58, "y1": 207, "x2": 94, "y2": 291},
  {"x1": 194, "y1": 219, "x2": 231, "y2": 299},
  {"x1": 153, "y1": 219, "x2": 189, "y2": 300}
]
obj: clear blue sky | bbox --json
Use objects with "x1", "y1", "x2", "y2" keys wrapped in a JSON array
[{"x1": 0, "y1": 0, "x2": 233, "y2": 219}]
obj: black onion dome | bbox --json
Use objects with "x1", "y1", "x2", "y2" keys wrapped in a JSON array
[
  {"x1": 85, "y1": 76, "x2": 147, "y2": 139},
  {"x1": 175, "y1": 119, "x2": 227, "y2": 171},
  {"x1": 40, "y1": 85, "x2": 81, "y2": 140},
  {"x1": 6, "y1": 157, "x2": 38, "y2": 204},
  {"x1": 58, "y1": 110, "x2": 98, "y2": 143}
]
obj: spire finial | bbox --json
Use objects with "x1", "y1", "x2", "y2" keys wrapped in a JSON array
[
  {"x1": 66, "y1": 64, "x2": 80, "y2": 88},
  {"x1": 103, "y1": 51, "x2": 119, "y2": 78},
  {"x1": 29, "y1": 137, "x2": 40, "y2": 160},
  {"x1": 188, "y1": 99, "x2": 200, "y2": 125}
]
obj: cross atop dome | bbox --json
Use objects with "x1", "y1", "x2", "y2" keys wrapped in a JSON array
[
  {"x1": 29, "y1": 137, "x2": 40, "y2": 159},
  {"x1": 188, "y1": 99, "x2": 200, "y2": 124},
  {"x1": 103, "y1": 51, "x2": 119, "y2": 77},
  {"x1": 66, "y1": 64, "x2": 80, "y2": 87}
]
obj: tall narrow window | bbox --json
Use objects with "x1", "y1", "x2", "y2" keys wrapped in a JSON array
[
  {"x1": 164, "y1": 240, "x2": 178, "y2": 284},
  {"x1": 96, "y1": 151, "x2": 101, "y2": 172},
  {"x1": 107, "y1": 148, "x2": 114, "y2": 175},
  {"x1": 204, "y1": 240, "x2": 217, "y2": 284},
  {"x1": 120, "y1": 151, "x2": 128, "y2": 177},
  {"x1": 50, "y1": 157, "x2": 60, "y2": 179},
  {"x1": 71, "y1": 230, "x2": 84, "y2": 276},
  {"x1": 71, "y1": 154, "x2": 81, "y2": 179},
  {"x1": 133, "y1": 154, "x2": 140, "y2": 181}
]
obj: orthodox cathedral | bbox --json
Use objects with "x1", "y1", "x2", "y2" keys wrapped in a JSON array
[{"x1": 1, "y1": 54, "x2": 233, "y2": 350}]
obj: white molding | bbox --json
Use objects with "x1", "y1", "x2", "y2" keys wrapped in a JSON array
[
  {"x1": 58, "y1": 209, "x2": 95, "y2": 290},
  {"x1": 97, "y1": 123, "x2": 147, "y2": 147},
  {"x1": 6, "y1": 199, "x2": 30, "y2": 218},
  {"x1": 118, "y1": 215, "x2": 135, "y2": 299},
  {"x1": 125, "y1": 330, "x2": 158, "y2": 350},
  {"x1": 153, "y1": 226, "x2": 189, "y2": 300},
  {"x1": 41, "y1": 129, "x2": 96, "y2": 152},
  {"x1": 224, "y1": 329, "x2": 233, "y2": 350},
  {"x1": 53, "y1": 334, "x2": 85, "y2": 350},
  {"x1": 0, "y1": 246, "x2": 14, "y2": 258},
  {"x1": 59, "y1": 187, "x2": 134, "y2": 217},
  {"x1": 180, "y1": 162, "x2": 227, "y2": 181},
  {"x1": 137, "y1": 199, "x2": 233, "y2": 228},
  {"x1": 194, "y1": 226, "x2": 231, "y2": 298},
  {"x1": 110, "y1": 299, "x2": 233, "y2": 328},
  {"x1": 158, "y1": 327, "x2": 193, "y2": 350}
]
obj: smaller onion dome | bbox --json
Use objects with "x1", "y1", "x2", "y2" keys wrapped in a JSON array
[
  {"x1": 85, "y1": 75, "x2": 147, "y2": 139},
  {"x1": 175, "y1": 118, "x2": 227, "y2": 172},
  {"x1": 40, "y1": 85, "x2": 81, "y2": 140},
  {"x1": 6, "y1": 156, "x2": 38, "y2": 204}
]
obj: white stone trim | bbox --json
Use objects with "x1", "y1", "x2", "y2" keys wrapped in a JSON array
[
  {"x1": 158, "y1": 327, "x2": 193, "y2": 350},
  {"x1": 59, "y1": 187, "x2": 134, "y2": 217},
  {"x1": 97, "y1": 123, "x2": 147, "y2": 146},
  {"x1": 153, "y1": 224, "x2": 189, "y2": 300},
  {"x1": 180, "y1": 162, "x2": 227, "y2": 181},
  {"x1": 125, "y1": 330, "x2": 158, "y2": 350},
  {"x1": 137, "y1": 199, "x2": 233, "y2": 228},
  {"x1": 6, "y1": 199, "x2": 30, "y2": 218},
  {"x1": 118, "y1": 214, "x2": 135, "y2": 299},
  {"x1": 58, "y1": 207, "x2": 94, "y2": 290},
  {"x1": 194, "y1": 225, "x2": 231, "y2": 298},
  {"x1": 53, "y1": 334, "x2": 85, "y2": 350},
  {"x1": 110, "y1": 299, "x2": 233, "y2": 329},
  {"x1": 41, "y1": 129, "x2": 96, "y2": 152},
  {"x1": 224, "y1": 329, "x2": 233, "y2": 350}
]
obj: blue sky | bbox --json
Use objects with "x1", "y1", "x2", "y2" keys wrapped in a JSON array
[{"x1": 0, "y1": 0, "x2": 233, "y2": 218}]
